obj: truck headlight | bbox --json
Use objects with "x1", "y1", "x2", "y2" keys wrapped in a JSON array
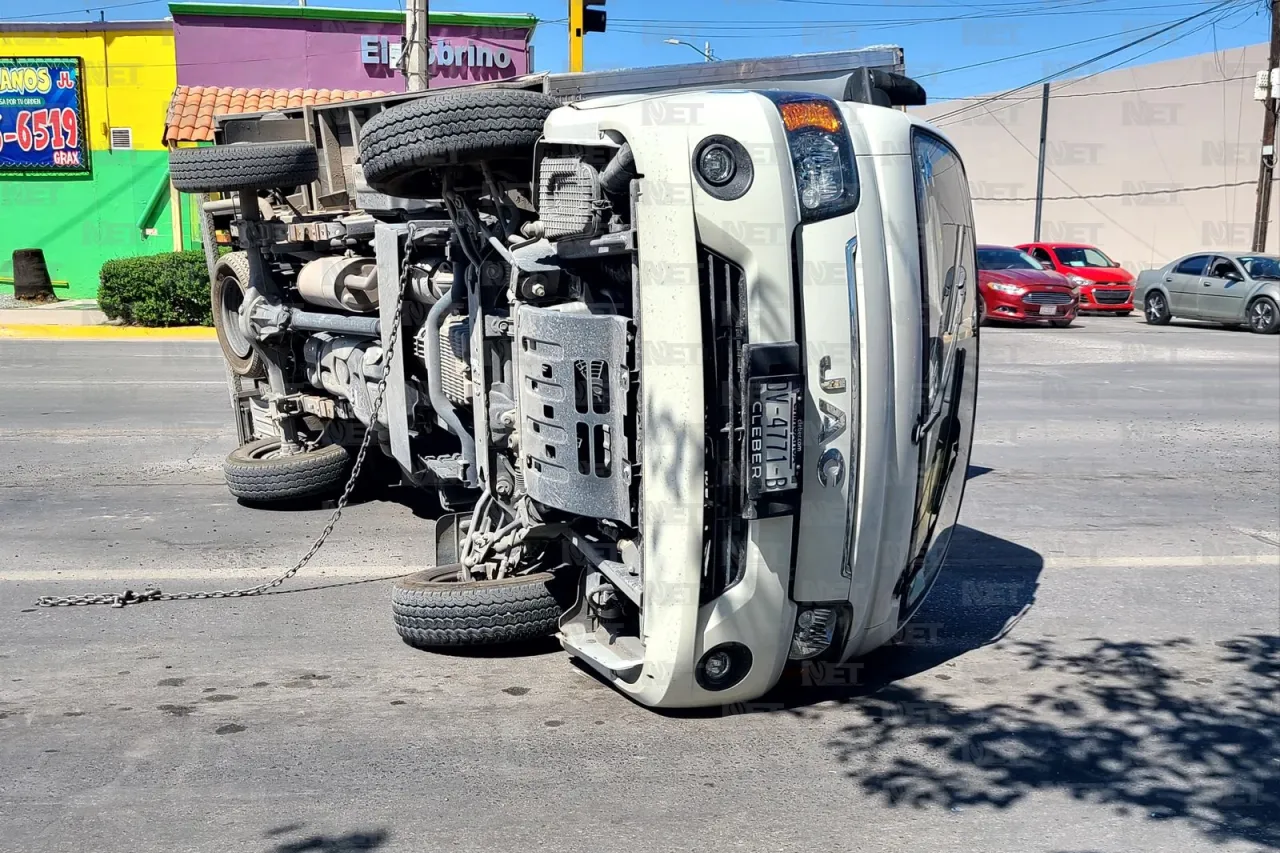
[{"x1": 767, "y1": 94, "x2": 859, "y2": 223}]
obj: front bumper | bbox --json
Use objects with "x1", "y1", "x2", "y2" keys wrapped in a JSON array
[
  {"x1": 983, "y1": 290, "x2": 1078, "y2": 322},
  {"x1": 1079, "y1": 286, "x2": 1133, "y2": 311}
]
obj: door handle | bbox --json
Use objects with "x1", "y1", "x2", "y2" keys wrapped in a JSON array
[
  {"x1": 1164, "y1": 276, "x2": 1173, "y2": 282},
  {"x1": 1203, "y1": 281, "x2": 1212, "y2": 287}
]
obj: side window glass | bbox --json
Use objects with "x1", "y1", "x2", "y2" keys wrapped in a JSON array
[
  {"x1": 1208, "y1": 257, "x2": 1237, "y2": 279},
  {"x1": 1033, "y1": 248, "x2": 1053, "y2": 264},
  {"x1": 1175, "y1": 255, "x2": 1209, "y2": 276},
  {"x1": 912, "y1": 132, "x2": 972, "y2": 425}
]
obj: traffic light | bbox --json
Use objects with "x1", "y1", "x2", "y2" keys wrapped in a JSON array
[{"x1": 569, "y1": 0, "x2": 606, "y2": 73}]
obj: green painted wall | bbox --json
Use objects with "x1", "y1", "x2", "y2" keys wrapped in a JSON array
[{"x1": 0, "y1": 150, "x2": 176, "y2": 300}]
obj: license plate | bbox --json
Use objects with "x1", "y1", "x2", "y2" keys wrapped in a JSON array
[
  {"x1": 1038, "y1": 305, "x2": 1057, "y2": 315},
  {"x1": 747, "y1": 378, "x2": 802, "y2": 497}
]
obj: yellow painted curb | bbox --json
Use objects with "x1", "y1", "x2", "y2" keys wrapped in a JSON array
[{"x1": 0, "y1": 325, "x2": 217, "y2": 341}]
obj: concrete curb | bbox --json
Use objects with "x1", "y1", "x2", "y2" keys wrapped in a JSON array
[{"x1": 0, "y1": 324, "x2": 217, "y2": 341}]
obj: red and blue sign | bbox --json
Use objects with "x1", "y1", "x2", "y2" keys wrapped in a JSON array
[{"x1": 0, "y1": 58, "x2": 91, "y2": 173}]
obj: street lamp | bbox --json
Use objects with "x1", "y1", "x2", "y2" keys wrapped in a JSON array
[{"x1": 664, "y1": 38, "x2": 715, "y2": 62}]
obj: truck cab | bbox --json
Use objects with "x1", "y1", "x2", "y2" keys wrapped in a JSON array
[{"x1": 172, "y1": 49, "x2": 978, "y2": 709}]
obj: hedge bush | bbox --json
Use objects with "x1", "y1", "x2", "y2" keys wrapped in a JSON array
[{"x1": 99, "y1": 250, "x2": 212, "y2": 327}]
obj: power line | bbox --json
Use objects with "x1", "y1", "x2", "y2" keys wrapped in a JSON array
[
  {"x1": 926, "y1": 0, "x2": 1245, "y2": 126},
  {"x1": 972, "y1": 179, "x2": 1257, "y2": 200},
  {"x1": 931, "y1": 73, "x2": 1251, "y2": 100},
  {"x1": 0, "y1": 0, "x2": 160, "y2": 22}
]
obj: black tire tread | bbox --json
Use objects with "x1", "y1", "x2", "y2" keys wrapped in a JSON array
[
  {"x1": 391, "y1": 566, "x2": 565, "y2": 647},
  {"x1": 359, "y1": 89, "x2": 558, "y2": 196},
  {"x1": 212, "y1": 252, "x2": 265, "y2": 378},
  {"x1": 224, "y1": 439, "x2": 349, "y2": 501},
  {"x1": 170, "y1": 142, "x2": 319, "y2": 193}
]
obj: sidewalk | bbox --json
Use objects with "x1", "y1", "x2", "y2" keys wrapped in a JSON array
[{"x1": 0, "y1": 296, "x2": 215, "y2": 340}]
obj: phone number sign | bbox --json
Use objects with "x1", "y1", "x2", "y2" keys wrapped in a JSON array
[{"x1": 0, "y1": 58, "x2": 90, "y2": 173}]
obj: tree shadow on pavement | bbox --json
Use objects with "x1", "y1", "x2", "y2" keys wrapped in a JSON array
[{"x1": 825, "y1": 633, "x2": 1279, "y2": 849}]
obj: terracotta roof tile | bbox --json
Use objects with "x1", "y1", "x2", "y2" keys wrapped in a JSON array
[{"x1": 164, "y1": 85, "x2": 392, "y2": 144}]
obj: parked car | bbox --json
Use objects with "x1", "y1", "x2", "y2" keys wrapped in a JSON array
[
  {"x1": 1017, "y1": 241, "x2": 1134, "y2": 314},
  {"x1": 1134, "y1": 252, "x2": 1280, "y2": 334},
  {"x1": 976, "y1": 245, "x2": 1078, "y2": 327}
]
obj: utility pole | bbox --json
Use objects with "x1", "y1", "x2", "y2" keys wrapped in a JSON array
[
  {"x1": 405, "y1": 0, "x2": 430, "y2": 92},
  {"x1": 1251, "y1": 0, "x2": 1279, "y2": 252},
  {"x1": 1033, "y1": 82, "x2": 1050, "y2": 242}
]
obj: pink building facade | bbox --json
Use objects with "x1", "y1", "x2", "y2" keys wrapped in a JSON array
[{"x1": 169, "y1": 2, "x2": 536, "y2": 92}]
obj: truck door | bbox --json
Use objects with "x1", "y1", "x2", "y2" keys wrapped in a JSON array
[{"x1": 898, "y1": 129, "x2": 980, "y2": 624}]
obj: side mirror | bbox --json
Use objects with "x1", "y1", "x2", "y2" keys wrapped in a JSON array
[{"x1": 1224, "y1": 270, "x2": 1244, "y2": 282}]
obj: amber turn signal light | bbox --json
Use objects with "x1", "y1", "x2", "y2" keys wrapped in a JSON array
[{"x1": 779, "y1": 100, "x2": 842, "y2": 134}]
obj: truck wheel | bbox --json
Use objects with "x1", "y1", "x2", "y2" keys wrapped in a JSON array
[
  {"x1": 170, "y1": 141, "x2": 319, "y2": 193},
  {"x1": 359, "y1": 88, "x2": 560, "y2": 197},
  {"x1": 391, "y1": 565, "x2": 568, "y2": 647},
  {"x1": 1144, "y1": 291, "x2": 1172, "y2": 325},
  {"x1": 224, "y1": 438, "x2": 349, "y2": 502},
  {"x1": 1247, "y1": 296, "x2": 1280, "y2": 334},
  {"x1": 212, "y1": 252, "x2": 264, "y2": 377}
]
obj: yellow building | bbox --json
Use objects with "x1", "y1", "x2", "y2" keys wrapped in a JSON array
[{"x1": 0, "y1": 21, "x2": 187, "y2": 299}]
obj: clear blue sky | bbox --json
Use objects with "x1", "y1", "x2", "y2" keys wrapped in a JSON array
[{"x1": 0, "y1": 0, "x2": 1269, "y2": 100}]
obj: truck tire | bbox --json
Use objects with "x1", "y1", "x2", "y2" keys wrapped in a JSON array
[
  {"x1": 170, "y1": 142, "x2": 319, "y2": 193},
  {"x1": 212, "y1": 252, "x2": 265, "y2": 377},
  {"x1": 224, "y1": 438, "x2": 349, "y2": 502},
  {"x1": 391, "y1": 565, "x2": 568, "y2": 647},
  {"x1": 359, "y1": 88, "x2": 559, "y2": 197}
]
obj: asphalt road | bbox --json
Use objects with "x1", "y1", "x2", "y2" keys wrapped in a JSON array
[{"x1": 2, "y1": 316, "x2": 1277, "y2": 853}]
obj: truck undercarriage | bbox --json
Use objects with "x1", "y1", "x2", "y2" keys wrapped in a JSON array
[{"x1": 175, "y1": 48, "x2": 977, "y2": 709}]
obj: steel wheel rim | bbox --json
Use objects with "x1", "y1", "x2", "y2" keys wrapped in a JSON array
[
  {"x1": 1146, "y1": 293, "x2": 1165, "y2": 321},
  {"x1": 1250, "y1": 301, "x2": 1274, "y2": 331},
  {"x1": 220, "y1": 275, "x2": 252, "y2": 357}
]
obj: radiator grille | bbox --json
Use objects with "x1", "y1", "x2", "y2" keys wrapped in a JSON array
[
  {"x1": 699, "y1": 248, "x2": 748, "y2": 604},
  {"x1": 1022, "y1": 291, "x2": 1074, "y2": 305},
  {"x1": 1092, "y1": 288, "x2": 1131, "y2": 304}
]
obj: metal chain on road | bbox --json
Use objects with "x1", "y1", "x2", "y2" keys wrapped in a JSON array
[{"x1": 36, "y1": 226, "x2": 419, "y2": 609}]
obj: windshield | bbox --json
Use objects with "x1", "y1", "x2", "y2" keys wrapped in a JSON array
[
  {"x1": 1054, "y1": 246, "x2": 1115, "y2": 267},
  {"x1": 1237, "y1": 255, "x2": 1280, "y2": 280},
  {"x1": 977, "y1": 247, "x2": 1043, "y2": 271}
]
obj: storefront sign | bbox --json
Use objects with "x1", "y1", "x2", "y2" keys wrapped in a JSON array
[
  {"x1": 0, "y1": 57, "x2": 90, "y2": 173},
  {"x1": 359, "y1": 36, "x2": 516, "y2": 71}
]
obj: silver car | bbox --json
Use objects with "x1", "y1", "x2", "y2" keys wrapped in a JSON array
[{"x1": 1135, "y1": 252, "x2": 1280, "y2": 334}]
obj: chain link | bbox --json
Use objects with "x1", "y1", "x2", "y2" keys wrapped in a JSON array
[{"x1": 37, "y1": 226, "x2": 419, "y2": 609}]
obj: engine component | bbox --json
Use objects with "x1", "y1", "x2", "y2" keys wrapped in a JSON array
[
  {"x1": 536, "y1": 155, "x2": 605, "y2": 240},
  {"x1": 516, "y1": 304, "x2": 632, "y2": 522},
  {"x1": 413, "y1": 312, "x2": 473, "y2": 407},
  {"x1": 423, "y1": 275, "x2": 478, "y2": 487},
  {"x1": 297, "y1": 255, "x2": 379, "y2": 312},
  {"x1": 304, "y1": 332, "x2": 418, "y2": 427},
  {"x1": 243, "y1": 290, "x2": 381, "y2": 341}
]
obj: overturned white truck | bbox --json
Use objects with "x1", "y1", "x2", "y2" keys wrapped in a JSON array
[{"x1": 173, "y1": 48, "x2": 978, "y2": 709}]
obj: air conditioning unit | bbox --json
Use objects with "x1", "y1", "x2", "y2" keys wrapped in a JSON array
[{"x1": 109, "y1": 127, "x2": 133, "y2": 150}]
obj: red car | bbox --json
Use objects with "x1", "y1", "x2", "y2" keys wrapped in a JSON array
[
  {"x1": 976, "y1": 244, "x2": 1079, "y2": 327},
  {"x1": 1016, "y1": 242, "x2": 1134, "y2": 314}
]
